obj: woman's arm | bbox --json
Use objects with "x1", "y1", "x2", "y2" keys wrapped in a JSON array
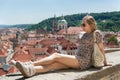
[
  {"x1": 97, "y1": 42, "x2": 112, "y2": 66},
  {"x1": 97, "y1": 42, "x2": 107, "y2": 65},
  {"x1": 95, "y1": 31, "x2": 112, "y2": 66}
]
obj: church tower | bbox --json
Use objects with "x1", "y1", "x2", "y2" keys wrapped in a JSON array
[
  {"x1": 57, "y1": 15, "x2": 67, "y2": 31},
  {"x1": 52, "y1": 14, "x2": 57, "y2": 34}
]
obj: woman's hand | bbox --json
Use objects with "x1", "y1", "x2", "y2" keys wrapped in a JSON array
[{"x1": 104, "y1": 61, "x2": 112, "y2": 66}]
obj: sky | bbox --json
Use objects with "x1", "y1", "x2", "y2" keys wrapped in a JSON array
[{"x1": 0, "y1": 0, "x2": 120, "y2": 25}]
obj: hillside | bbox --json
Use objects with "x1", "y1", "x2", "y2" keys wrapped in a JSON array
[
  {"x1": 0, "y1": 24, "x2": 33, "y2": 29},
  {"x1": 26, "y1": 11, "x2": 120, "y2": 32},
  {"x1": 0, "y1": 25, "x2": 11, "y2": 28}
]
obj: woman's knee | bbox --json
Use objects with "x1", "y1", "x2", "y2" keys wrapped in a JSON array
[{"x1": 52, "y1": 53, "x2": 61, "y2": 60}]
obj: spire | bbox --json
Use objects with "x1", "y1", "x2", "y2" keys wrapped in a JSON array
[
  {"x1": 61, "y1": 14, "x2": 64, "y2": 19},
  {"x1": 86, "y1": 12, "x2": 90, "y2": 16},
  {"x1": 54, "y1": 14, "x2": 56, "y2": 19},
  {"x1": 52, "y1": 14, "x2": 57, "y2": 33}
]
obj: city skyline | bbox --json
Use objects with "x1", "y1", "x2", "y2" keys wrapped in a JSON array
[{"x1": 0, "y1": 0, "x2": 120, "y2": 25}]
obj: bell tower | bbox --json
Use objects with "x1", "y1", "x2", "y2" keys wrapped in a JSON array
[{"x1": 52, "y1": 14, "x2": 57, "y2": 34}]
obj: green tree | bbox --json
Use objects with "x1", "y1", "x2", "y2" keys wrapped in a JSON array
[
  {"x1": 25, "y1": 11, "x2": 120, "y2": 32},
  {"x1": 108, "y1": 35, "x2": 118, "y2": 45}
]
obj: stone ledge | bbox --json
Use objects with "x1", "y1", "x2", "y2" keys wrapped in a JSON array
[
  {"x1": 79, "y1": 64, "x2": 120, "y2": 80},
  {"x1": 0, "y1": 51, "x2": 120, "y2": 80},
  {"x1": 104, "y1": 48, "x2": 120, "y2": 53}
]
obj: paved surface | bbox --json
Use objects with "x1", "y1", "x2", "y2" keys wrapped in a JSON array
[{"x1": 0, "y1": 51, "x2": 120, "y2": 80}]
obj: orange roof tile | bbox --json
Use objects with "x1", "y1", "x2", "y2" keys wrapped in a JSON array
[
  {"x1": 57, "y1": 37, "x2": 68, "y2": 44},
  {"x1": 61, "y1": 41, "x2": 77, "y2": 50},
  {"x1": 8, "y1": 34, "x2": 16, "y2": 39},
  {"x1": 47, "y1": 46, "x2": 57, "y2": 54},
  {"x1": 39, "y1": 39, "x2": 60, "y2": 47},
  {"x1": 58, "y1": 27, "x2": 83, "y2": 34},
  {"x1": 0, "y1": 69, "x2": 7, "y2": 76},
  {"x1": 0, "y1": 66, "x2": 17, "y2": 76},
  {"x1": 0, "y1": 49, "x2": 8, "y2": 57},
  {"x1": 29, "y1": 47, "x2": 48, "y2": 55},
  {"x1": 12, "y1": 53, "x2": 32, "y2": 62},
  {"x1": 12, "y1": 48, "x2": 32, "y2": 62},
  {"x1": 8, "y1": 66, "x2": 17, "y2": 74},
  {"x1": 26, "y1": 40, "x2": 37, "y2": 46},
  {"x1": 28, "y1": 47, "x2": 56, "y2": 61}
]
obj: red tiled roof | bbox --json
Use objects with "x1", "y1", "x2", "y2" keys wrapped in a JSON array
[
  {"x1": 47, "y1": 34, "x2": 65, "y2": 38},
  {"x1": 8, "y1": 40, "x2": 13, "y2": 45},
  {"x1": 28, "y1": 47, "x2": 48, "y2": 60},
  {"x1": 3, "y1": 45, "x2": 8, "y2": 50},
  {"x1": 0, "y1": 66, "x2": 17, "y2": 76},
  {"x1": 28, "y1": 47, "x2": 57, "y2": 61},
  {"x1": 4, "y1": 41, "x2": 12, "y2": 48},
  {"x1": 33, "y1": 55, "x2": 48, "y2": 61},
  {"x1": 8, "y1": 66, "x2": 18, "y2": 74},
  {"x1": 61, "y1": 41, "x2": 77, "y2": 50},
  {"x1": 26, "y1": 40, "x2": 37, "y2": 46},
  {"x1": 29, "y1": 47, "x2": 48, "y2": 54},
  {"x1": 8, "y1": 34, "x2": 16, "y2": 39},
  {"x1": 39, "y1": 39, "x2": 60, "y2": 47},
  {"x1": 57, "y1": 29, "x2": 66, "y2": 34},
  {"x1": 12, "y1": 53, "x2": 32, "y2": 62},
  {"x1": 58, "y1": 27, "x2": 83, "y2": 35},
  {"x1": 57, "y1": 37, "x2": 68, "y2": 44},
  {"x1": 0, "y1": 43, "x2": 3, "y2": 48},
  {"x1": 0, "y1": 49, "x2": 8, "y2": 57},
  {"x1": 12, "y1": 48, "x2": 32, "y2": 62},
  {"x1": 47, "y1": 46, "x2": 57, "y2": 54},
  {"x1": 15, "y1": 48, "x2": 29, "y2": 54},
  {"x1": 0, "y1": 69, "x2": 7, "y2": 76}
]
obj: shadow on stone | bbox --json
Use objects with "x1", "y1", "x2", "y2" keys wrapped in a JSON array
[
  {"x1": 4, "y1": 67, "x2": 104, "y2": 80},
  {"x1": 6, "y1": 73, "x2": 22, "y2": 77},
  {"x1": 88, "y1": 66, "x2": 103, "y2": 71},
  {"x1": 15, "y1": 77, "x2": 26, "y2": 80},
  {"x1": 6, "y1": 73, "x2": 28, "y2": 80}
]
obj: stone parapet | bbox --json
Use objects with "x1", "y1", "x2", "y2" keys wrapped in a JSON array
[{"x1": 0, "y1": 51, "x2": 120, "y2": 80}]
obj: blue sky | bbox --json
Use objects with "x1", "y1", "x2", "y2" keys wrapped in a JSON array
[{"x1": 0, "y1": 0, "x2": 120, "y2": 25}]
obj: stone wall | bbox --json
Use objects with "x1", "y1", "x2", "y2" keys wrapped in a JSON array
[
  {"x1": 79, "y1": 64, "x2": 120, "y2": 80},
  {"x1": 100, "y1": 70, "x2": 120, "y2": 80},
  {"x1": 0, "y1": 51, "x2": 120, "y2": 80}
]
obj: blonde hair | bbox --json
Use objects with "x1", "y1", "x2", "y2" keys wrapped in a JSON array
[{"x1": 82, "y1": 15, "x2": 97, "y2": 32}]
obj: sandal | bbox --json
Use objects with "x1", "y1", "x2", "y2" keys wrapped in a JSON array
[{"x1": 16, "y1": 61, "x2": 36, "y2": 77}]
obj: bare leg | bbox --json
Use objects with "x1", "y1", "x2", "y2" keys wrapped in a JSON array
[
  {"x1": 33, "y1": 53, "x2": 80, "y2": 69},
  {"x1": 33, "y1": 53, "x2": 58, "y2": 66},
  {"x1": 15, "y1": 55, "x2": 80, "y2": 77},
  {"x1": 35, "y1": 62, "x2": 69, "y2": 73}
]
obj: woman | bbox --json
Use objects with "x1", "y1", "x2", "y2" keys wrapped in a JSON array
[{"x1": 11, "y1": 15, "x2": 110, "y2": 77}]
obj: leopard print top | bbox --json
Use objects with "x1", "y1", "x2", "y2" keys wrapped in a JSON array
[{"x1": 76, "y1": 30, "x2": 102, "y2": 70}]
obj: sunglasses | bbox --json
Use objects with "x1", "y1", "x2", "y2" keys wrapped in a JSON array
[{"x1": 81, "y1": 23, "x2": 86, "y2": 27}]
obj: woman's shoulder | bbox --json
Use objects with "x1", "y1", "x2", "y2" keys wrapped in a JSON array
[
  {"x1": 94, "y1": 30, "x2": 103, "y2": 43},
  {"x1": 94, "y1": 30, "x2": 103, "y2": 38},
  {"x1": 94, "y1": 30, "x2": 101, "y2": 33},
  {"x1": 94, "y1": 30, "x2": 102, "y2": 34}
]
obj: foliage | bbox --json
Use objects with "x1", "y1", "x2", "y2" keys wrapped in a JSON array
[
  {"x1": 108, "y1": 35, "x2": 118, "y2": 45},
  {"x1": 25, "y1": 11, "x2": 120, "y2": 32}
]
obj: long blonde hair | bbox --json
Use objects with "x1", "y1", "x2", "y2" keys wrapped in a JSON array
[{"x1": 83, "y1": 15, "x2": 97, "y2": 32}]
